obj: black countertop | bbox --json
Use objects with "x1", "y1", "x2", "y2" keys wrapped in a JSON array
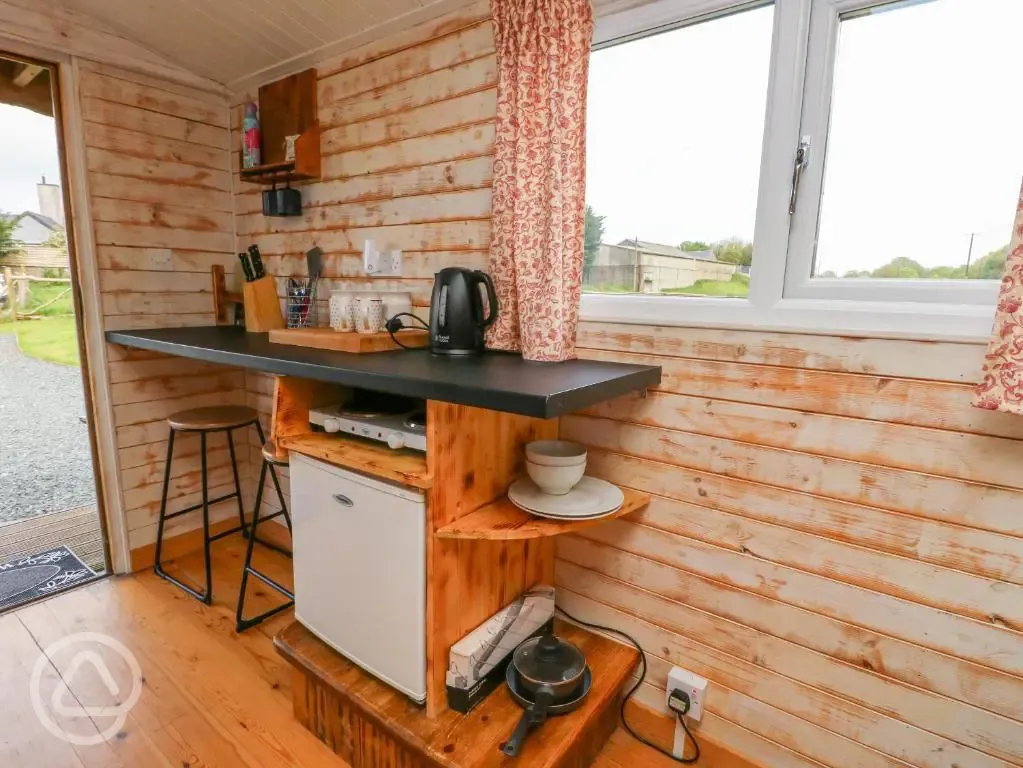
[{"x1": 105, "y1": 326, "x2": 661, "y2": 419}]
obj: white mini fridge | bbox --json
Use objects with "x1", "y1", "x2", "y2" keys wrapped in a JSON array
[{"x1": 290, "y1": 453, "x2": 427, "y2": 702}]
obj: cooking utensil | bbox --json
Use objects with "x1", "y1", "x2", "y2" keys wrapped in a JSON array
[
  {"x1": 247, "y1": 245, "x2": 266, "y2": 279},
  {"x1": 238, "y1": 252, "x2": 256, "y2": 282},
  {"x1": 306, "y1": 246, "x2": 323, "y2": 280},
  {"x1": 504, "y1": 659, "x2": 591, "y2": 713},
  {"x1": 501, "y1": 633, "x2": 588, "y2": 757}
]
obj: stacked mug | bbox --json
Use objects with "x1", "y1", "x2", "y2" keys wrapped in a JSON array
[{"x1": 329, "y1": 291, "x2": 386, "y2": 334}]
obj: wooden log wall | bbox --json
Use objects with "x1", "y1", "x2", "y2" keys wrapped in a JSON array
[
  {"x1": 560, "y1": 325, "x2": 1023, "y2": 768},
  {"x1": 77, "y1": 62, "x2": 247, "y2": 555},
  {"x1": 224, "y1": 5, "x2": 1023, "y2": 765},
  {"x1": 234, "y1": 3, "x2": 496, "y2": 520}
]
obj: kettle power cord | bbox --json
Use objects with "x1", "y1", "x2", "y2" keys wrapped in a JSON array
[
  {"x1": 554, "y1": 605, "x2": 701, "y2": 764},
  {"x1": 385, "y1": 312, "x2": 431, "y2": 349}
]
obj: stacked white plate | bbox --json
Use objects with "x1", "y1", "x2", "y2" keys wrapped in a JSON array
[{"x1": 508, "y1": 476, "x2": 624, "y2": 521}]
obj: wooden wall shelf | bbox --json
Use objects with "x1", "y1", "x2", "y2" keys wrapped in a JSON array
[
  {"x1": 280, "y1": 432, "x2": 432, "y2": 489},
  {"x1": 435, "y1": 487, "x2": 649, "y2": 540},
  {"x1": 239, "y1": 161, "x2": 317, "y2": 185},
  {"x1": 240, "y1": 69, "x2": 320, "y2": 186}
]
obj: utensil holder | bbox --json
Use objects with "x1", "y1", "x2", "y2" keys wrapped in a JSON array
[
  {"x1": 242, "y1": 275, "x2": 286, "y2": 333},
  {"x1": 286, "y1": 277, "x2": 318, "y2": 328}
]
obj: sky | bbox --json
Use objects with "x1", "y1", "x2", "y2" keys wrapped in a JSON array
[
  {"x1": 585, "y1": 0, "x2": 1023, "y2": 276},
  {"x1": 0, "y1": 102, "x2": 60, "y2": 216}
]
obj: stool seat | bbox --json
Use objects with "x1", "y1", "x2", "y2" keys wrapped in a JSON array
[
  {"x1": 262, "y1": 440, "x2": 289, "y2": 466},
  {"x1": 168, "y1": 405, "x2": 258, "y2": 431}
]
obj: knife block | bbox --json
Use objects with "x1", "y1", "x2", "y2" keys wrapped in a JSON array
[{"x1": 242, "y1": 276, "x2": 286, "y2": 332}]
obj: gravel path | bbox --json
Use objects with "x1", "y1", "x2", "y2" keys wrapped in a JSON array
[{"x1": 0, "y1": 333, "x2": 97, "y2": 523}]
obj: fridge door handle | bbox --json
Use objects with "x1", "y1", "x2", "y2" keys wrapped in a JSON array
[{"x1": 333, "y1": 493, "x2": 354, "y2": 507}]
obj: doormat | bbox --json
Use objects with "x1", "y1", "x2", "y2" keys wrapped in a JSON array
[{"x1": 0, "y1": 546, "x2": 97, "y2": 612}]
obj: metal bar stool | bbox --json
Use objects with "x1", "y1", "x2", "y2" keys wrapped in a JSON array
[
  {"x1": 236, "y1": 440, "x2": 293, "y2": 632},
  {"x1": 154, "y1": 404, "x2": 266, "y2": 604}
]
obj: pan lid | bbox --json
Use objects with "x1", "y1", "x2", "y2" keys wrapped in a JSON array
[{"x1": 512, "y1": 633, "x2": 586, "y2": 685}]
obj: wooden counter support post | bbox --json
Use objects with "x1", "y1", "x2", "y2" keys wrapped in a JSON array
[{"x1": 424, "y1": 402, "x2": 559, "y2": 717}]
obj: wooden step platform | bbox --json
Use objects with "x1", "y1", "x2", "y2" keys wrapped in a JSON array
[{"x1": 275, "y1": 619, "x2": 639, "y2": 768}]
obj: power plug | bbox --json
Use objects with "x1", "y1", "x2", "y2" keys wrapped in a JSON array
[{"x1": 665, "y1": 666, "x2": 707, "y2": 722}]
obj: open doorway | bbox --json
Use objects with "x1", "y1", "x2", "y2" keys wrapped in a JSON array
[{"x1": 0, "y1": 52, "x2": 108, "y2": 610}]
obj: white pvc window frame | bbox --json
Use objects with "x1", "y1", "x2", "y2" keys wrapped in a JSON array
[{"x1": 582, "y1": 0, "x2": 1001, "y2": 341}]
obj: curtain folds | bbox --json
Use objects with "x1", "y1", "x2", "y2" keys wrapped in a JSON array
[
  {"x1": 975, "y1": 179, "x2": 1023, "y2": 413},
  {"x1": 485, "y1": 0, "x2": 594, "y2": 362}
]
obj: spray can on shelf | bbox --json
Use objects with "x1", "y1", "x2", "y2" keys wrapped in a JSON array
[{"x1": 242, "y1": 101, "x2": 261, "y2": 169}]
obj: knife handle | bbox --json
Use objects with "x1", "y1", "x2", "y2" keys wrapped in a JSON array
[
  {"x1": 238, "y1": 252, "x2": 255, "y2": 282},
  {"x1": 248, "y1": 245, "x2": 265, "y2": 279}
]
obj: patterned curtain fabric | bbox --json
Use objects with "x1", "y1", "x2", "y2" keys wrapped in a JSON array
[
  {"x1": 485, "y1": 0, "x2": 594, "y2": 362},
  {"x1": 975, "y1": 178, "x2": 1023, "y2": 413}
]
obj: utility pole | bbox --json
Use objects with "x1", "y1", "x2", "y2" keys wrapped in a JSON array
[{"x1": 965, "y1": 232, "x2": 977, "y2": 277}]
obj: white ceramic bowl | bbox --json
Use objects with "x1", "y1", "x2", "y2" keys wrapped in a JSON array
[
  {"x1": 526, "y1": 459, "x2": 586, "y2": 496},
  {"x1": 525, "y1": 440, "x2": 587, "y2": 468}
]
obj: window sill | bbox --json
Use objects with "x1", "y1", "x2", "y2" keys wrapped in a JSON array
[{"x1": 579, "y1": 292, "x2": 996, "y2": 343}]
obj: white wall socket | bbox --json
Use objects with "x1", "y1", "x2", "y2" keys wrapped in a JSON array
[
  {"x1": 666, "y1": 666, "x2": 707, "y2": 722},
  {"x1": 363, "y1": 240, "x2": 402, "y2": 276}
]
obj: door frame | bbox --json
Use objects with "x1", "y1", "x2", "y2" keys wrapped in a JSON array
[{"x1": 0, "y1": 43, "x2": 129, "y2": 573}]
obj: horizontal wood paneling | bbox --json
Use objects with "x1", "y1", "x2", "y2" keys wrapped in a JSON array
[
  {"x1": 563, "y1": 323, "x2": 1023, "y2": 767},
  {"x1": 82, "y1": 67, "x2": 244, "y2": 556},
  {"x1": 230, "y1": 26, "x2": 498, "y2": 327}
]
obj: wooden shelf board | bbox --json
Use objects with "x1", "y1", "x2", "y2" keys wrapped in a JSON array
[
  {"x1": 239, "y1": 165, "x2": 317, "y2": 184},
  {"x1": 279, "y1": 432, "x2": 431, "y2": 489},
  {"x1": 275, "y1": 618, "x2": 638, "y2": 768},
  {"x1": 435, "y1": 486, "x2": 649, "y2": 540}
]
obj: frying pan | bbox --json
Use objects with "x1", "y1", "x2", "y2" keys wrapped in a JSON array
[{"x1": 500, "y1": 634, "x2": 590, "y2": 757}]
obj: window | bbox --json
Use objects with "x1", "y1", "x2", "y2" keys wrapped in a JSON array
[
  {"x1": 584, "y1": 3, "x2": 774, "y2": 300},
  {"x1": 583, "y1": 0, "x2": 1022, "y2": 339}
]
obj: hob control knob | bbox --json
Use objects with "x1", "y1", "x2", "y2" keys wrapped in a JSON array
[
  {"x1": 387, "y1": 432, "x2": 406, "y2": 450},
  {"x1": 323, "y1": 417, "x2": 340, "y2": 433}
]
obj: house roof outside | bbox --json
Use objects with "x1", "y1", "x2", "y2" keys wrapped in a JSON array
[
  {"x1": 615, "y1": 238, "x2": 719, "y2": 263},
  {"x1": 0, "y1": 211, "x2": 62, "y2": 231}
]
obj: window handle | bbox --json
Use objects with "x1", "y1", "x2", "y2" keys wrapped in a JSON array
[{"x1": 789, "y1": 136, "x2": 812, "y2": 215}]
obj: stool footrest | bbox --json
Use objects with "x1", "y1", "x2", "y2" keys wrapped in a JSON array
[
  {"x1": 164, "y1": 492, "x2": 239, "y2": 520},
  {"x1": 209, "y1": 524, "x2": 247, "y2": 542}
]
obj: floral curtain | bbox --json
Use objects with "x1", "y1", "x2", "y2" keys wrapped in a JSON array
[
  {"x1": 975, "y1": 178, "x2": 1023, "y2": 413},
  {"x1": 485, "y1": 0, "x2": 594, "y2": 362}
]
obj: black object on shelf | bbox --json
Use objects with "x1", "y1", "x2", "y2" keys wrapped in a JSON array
[{"x1": 262, "y1": 185, "x2": 302, "y2": 217}]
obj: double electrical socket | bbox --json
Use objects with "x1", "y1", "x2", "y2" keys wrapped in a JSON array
[
  {"x1": 363, "y1": 239, "x2": 402, "y2": 276},
  {"x1": 666, "y1": 666, "x2": 707, "y2": 722}
]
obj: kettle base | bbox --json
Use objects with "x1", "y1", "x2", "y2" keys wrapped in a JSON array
[{"x1": 429, "y1": 346, "x2": 484, "y2": 356}]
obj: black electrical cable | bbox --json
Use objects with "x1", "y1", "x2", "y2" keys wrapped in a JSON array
[
  {"x1": 385, "y1": 312, "x2": 431, "y2": 350},
  {"x1": 555, "y1": 605, "x2": 701, "y2": 764}
]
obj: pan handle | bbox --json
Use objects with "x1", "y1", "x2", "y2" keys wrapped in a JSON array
[{"x1": 501, "y1": 686, "x2": 554, "y2": 757}]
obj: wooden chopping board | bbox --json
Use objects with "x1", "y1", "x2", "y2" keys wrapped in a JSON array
[{"x1": 268, "y1": 327, "x2": 429, "y2": 353}]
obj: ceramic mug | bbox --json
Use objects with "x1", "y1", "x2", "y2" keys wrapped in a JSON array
[
  {"x1": 356, "y1": 296, "x2": 385, "y2": 334},
  {"x1": 329, "y1": 291, "x2": 355, "y2": 332}
]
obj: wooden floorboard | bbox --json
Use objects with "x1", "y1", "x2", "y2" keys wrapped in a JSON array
[
  {"x1": 0, "y1": 506, "x2": 106, "y2": 573},
  {"x1": 0, "y1": 534, "x2": 758, "y2": 767}
]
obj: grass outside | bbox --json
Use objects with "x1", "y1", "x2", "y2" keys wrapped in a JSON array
[
  {"x1": 0, "y1": 316, "x2": 80, "y2": 366},
  {"x1": 23, "y1": 280, "x2": 75, "y2": 316},
  {"x1": 663, "y1": 273, "x2": 750, "y2": 297},
  {"x1": 583, "y1": 273, "x2": 751, "y2": 298},
  {"x1": 0, "y1": 278, "x2": 79, "y2": 366}
]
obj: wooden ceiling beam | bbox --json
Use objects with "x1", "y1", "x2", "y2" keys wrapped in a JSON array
[
  {"x1": 11, "y1": 63, "x2": 43, "y2": 87},
  {"x1": 0, "y1": 59, "x2": 52, "y2": 116}
]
